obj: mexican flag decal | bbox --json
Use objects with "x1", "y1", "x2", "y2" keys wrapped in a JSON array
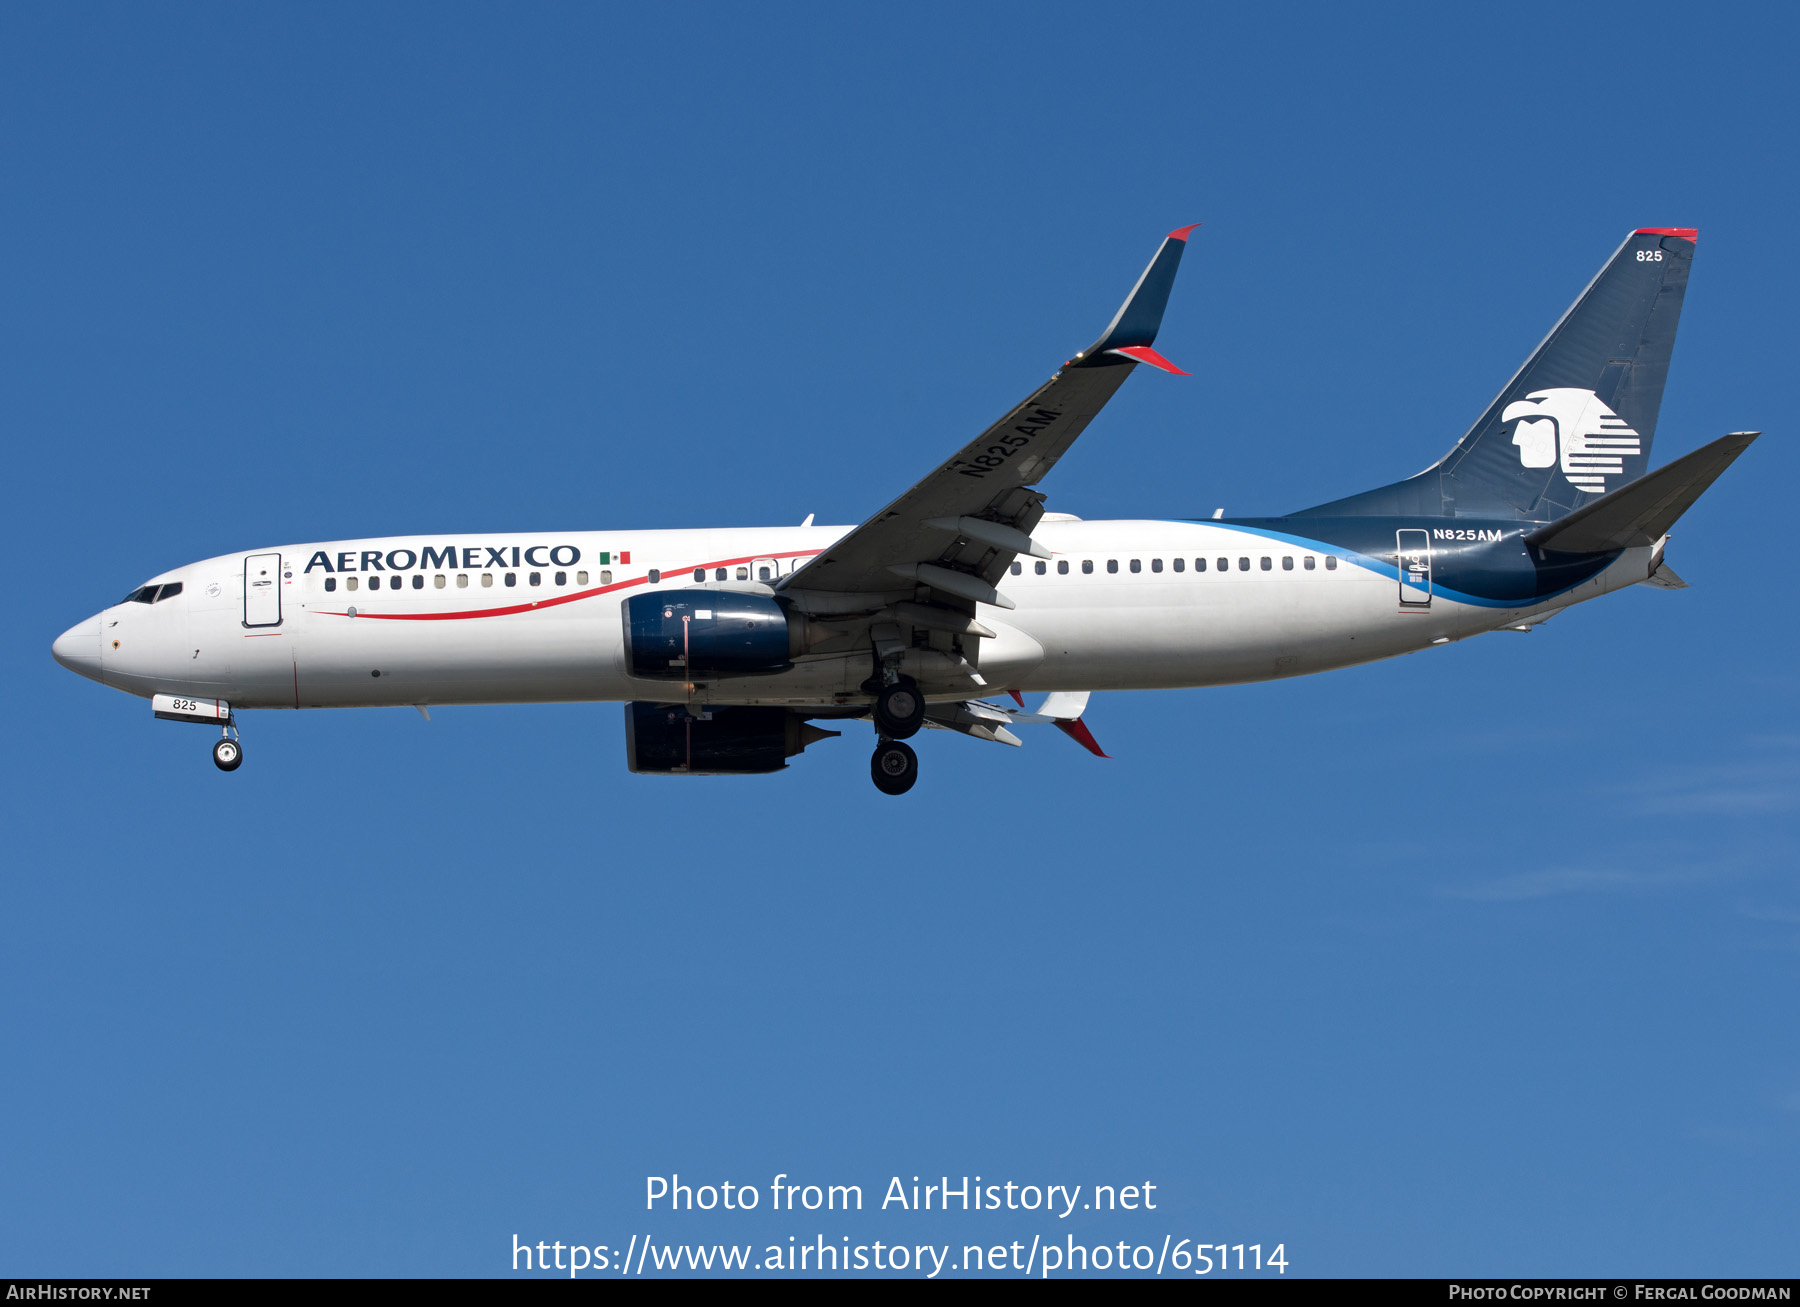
[{"x1": 597, "y1": 551, "x2": 631, "y2": 565}]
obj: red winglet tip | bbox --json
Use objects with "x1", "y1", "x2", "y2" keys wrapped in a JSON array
[
  {"x1": 1008, "y1": 690, "x2": 1025, "y2": 707},
  {"x1": 1167, "y1": 223, "x2": 1201, "y2": 241},
  {"x1": 1636, "y1": 227, "x2": 1699, "y2": 242},
  {"x1": 1054, "y1": 718, "x2": 1110, "y2": 759},
  {"x1": 1109, "y1": 344, "x2": 1189, "y2": 375}
]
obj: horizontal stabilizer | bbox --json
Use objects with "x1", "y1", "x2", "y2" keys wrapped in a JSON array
[{"x1": 1525, "y1": 430, "x2": 1760, "y2": 554}]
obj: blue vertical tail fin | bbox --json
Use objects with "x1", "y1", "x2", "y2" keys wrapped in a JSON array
[{"x1": 1294, "y1": 228, "x2": 1696, "y2": 521}]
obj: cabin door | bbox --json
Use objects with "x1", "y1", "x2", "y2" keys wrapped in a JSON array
[
  {"x1": 244, "y1": 553, "x2": 283, "y2": 627},
  {"x1": 1396, "y1": 530, "x2": 1431, "y2": 609}
]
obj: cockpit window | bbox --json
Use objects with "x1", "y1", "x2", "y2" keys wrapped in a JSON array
[{"x1": 125, "y1": 582, "x2": 183, "y2": 603}]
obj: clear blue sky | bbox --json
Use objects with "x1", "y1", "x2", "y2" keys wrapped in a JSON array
[{"x1": 4, "y1": 1, "x2": 1796, "y2": 1278}]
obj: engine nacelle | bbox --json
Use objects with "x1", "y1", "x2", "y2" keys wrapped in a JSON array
[
  {"x1": 624, "y1": 702, "x2": 835, "y2": 775},
  {"x1": 622, "y1": 591, "x2": 794, "y2": 680}
]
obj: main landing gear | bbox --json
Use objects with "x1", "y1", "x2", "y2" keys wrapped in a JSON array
[
  {"x1": 866, "y1": 674, "x2": 924, "y2": 795},
  {"x1": 212, "y1": 725, "x2": 243, "y2": 772},
  {"x1": 872, "y1": 678, "x2": 924, "y2": 739},
  {"x1": 870, "y1": 738, "x2": 919, "y2": 796}
]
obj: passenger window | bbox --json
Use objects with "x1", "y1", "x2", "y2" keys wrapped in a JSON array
[
  {"x1": 1035, "y1": 561, "x2": 1047, "y2": 575},
  {"x1": 325, "y1": 577, "x2": 337, "y2": 592},
  {"x1": 1129, "y1": 559, "x2": 1141, "y2": 573},
  {"x1": 456, "y1": 574, "x2": 469, "y2": 588},
  {"x1": 600, "y1": 569, "x2": 612, "y2": 585},
  {"x1": 390, "y1": 575, "x2": 403, "y2": 590},
  {"x1": 1107, "y1": 559, "x2": 1119, "y2": 573},
  {"x1": 1238, "y1": 557, "x2": 1250, "y2": 571},
  {"x1": 1082, "y1": 560, "x2": 1093, "y2": 574},
  {"x1": 1057, "y1": 560, "x2": 1069, "y2": 575},
  {"x1": 757, "y1": 565, "x2": 772, "y2": 581},
  {"x1": 648, "y1": 569, "x2": 661, "y2": 583},
  {"x1": 346, "y1": 576, "x2": 360, "y2": 592},
  {"x1": 1172, "y1": 558, "x2": 1184, "y2": 572},
  {"x1": 413, "y1": 574, "x2": 424, "y2": 588},
  {"x1": 1260, "y1": 557, "x2": 1271, "y2": 571},
  {"x1": 481, "y1": 573, "x2": 493, "y2": 587},
  {"x1": 1326, "y1": 556, "x2": 1338, "y2": 571},
  {"x1": 1281, "y1": 556, "x2": 1293, "y2": 571},
  {"x1": 694, "y1": 568, "x2": 706, "y2": 582},
  {"x1": 1304, "y1": 556, "x2": 1315, "y2": 570},
  {"x1": 576, "y1": 571, "x2": 588, "y2": 585},
  {"x1": 555, "y1": 571, "x2": 567, "y2": 586},
  {"x1": 1195, "y1": 558, "x2": 1207, "y2": 572},
  {"x1": 529, "y1": 572, "x2": 541, "y2": 586},
  {"x1": 735, "y1": 566, "x2": 749, "y2": 580},
  {"x1": 1151, "y1": 558, "x2": 1163, "y2": 573},
  {"x1": 1011, "y1": 562, "x2": 1023, "y2": 576},
  {"x1": 1218, "y1": 558, "x2": 1229, "y2": 571},
  {"x1": 434, "y1": 574, "x2": 446, "y2": 588}
]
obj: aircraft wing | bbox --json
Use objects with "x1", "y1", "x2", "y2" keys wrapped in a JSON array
[{"x1": 779, "y1": 226, "x2": 1196, "y2": 610}]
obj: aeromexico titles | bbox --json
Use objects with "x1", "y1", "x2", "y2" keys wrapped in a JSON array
[{"x1": 53, "y1": 224, "x2": 1756, "y2": 794}]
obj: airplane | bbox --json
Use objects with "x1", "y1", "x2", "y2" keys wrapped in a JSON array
[{"x1": 52, "y1": 225, "x2": 1756, "y2": 795}]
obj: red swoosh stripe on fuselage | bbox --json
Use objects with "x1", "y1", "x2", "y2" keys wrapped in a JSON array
[{"x1": 308, "y1": 550, "x2": 825, "y2": 621}]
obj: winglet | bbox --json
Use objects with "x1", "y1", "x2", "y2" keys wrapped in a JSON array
[
  {"x1": 1036, "y1": 690, "x2": 1108, "y2": 758},
  {"x1": 1068, "y1": 226, "x2": 1195, "y2": 372},
  {"x1": 1107, "y1": 344, "x2": 1189, "y2": 375},
  {"x1": 1054, "y1": 717, "x2": 1110, "y2": 759}
]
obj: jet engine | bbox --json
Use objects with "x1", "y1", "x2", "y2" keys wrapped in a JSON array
[
  {"x1": 624, "y1": 702, "x2": 837, "y2": 775},
  {"x1": 622, "y1": 592, "x2": 795, "y2": 680}
]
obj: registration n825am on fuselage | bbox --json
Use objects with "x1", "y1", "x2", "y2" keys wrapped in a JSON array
[{"x1": 51, "y1": 225, "x2": 1756, "y2": 794}]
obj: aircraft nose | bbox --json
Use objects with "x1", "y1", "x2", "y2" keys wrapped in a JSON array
[{"x1": 52, "y1": 615, "x2": 104, "y2": 683}]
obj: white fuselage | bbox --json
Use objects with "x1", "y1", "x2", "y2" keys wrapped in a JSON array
[{"x1": 68, "y1": 519, "x2": 1654, "y2": 712}]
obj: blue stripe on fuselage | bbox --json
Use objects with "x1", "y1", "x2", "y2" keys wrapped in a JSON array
[{"x1": 1186, "y1": 518, "x2": 1617, "y2": 609}]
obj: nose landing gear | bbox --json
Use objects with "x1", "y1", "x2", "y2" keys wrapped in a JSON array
[
  {"x1": 212, "y1": 725, "x2": 242, "y2": 772},
  {"x1": 151, "y1": 695, "x2": 243, "y2": 771}
]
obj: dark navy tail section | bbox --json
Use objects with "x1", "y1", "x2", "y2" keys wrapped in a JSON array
[{"x1": 1295, "y1": 228, "x2": 1696, "y2": 522}]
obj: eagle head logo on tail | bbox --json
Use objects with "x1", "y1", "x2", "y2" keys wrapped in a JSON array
[{"x1": 1503, "y1": 387, "x2": 1641, "y2": 495}]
